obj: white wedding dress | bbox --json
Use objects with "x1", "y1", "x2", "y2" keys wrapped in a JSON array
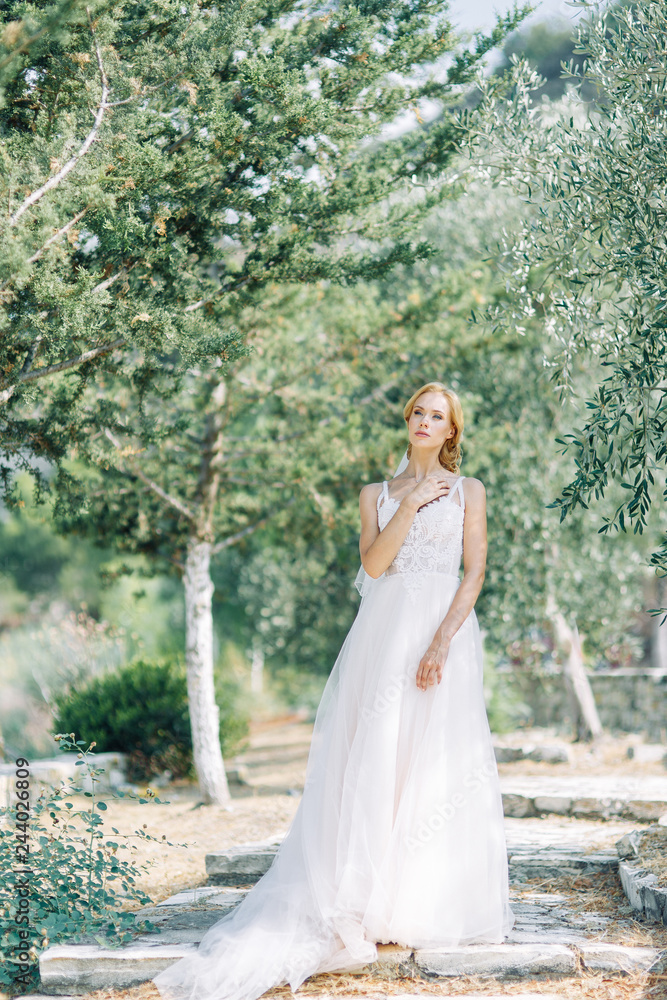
[{"x1": 154, "y1": 475, "x2": 514, "y2": 1000}]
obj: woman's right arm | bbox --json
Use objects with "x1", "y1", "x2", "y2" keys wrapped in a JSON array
[{"x1": 358, "y1": 476, "x2": 450, "y2": 579}]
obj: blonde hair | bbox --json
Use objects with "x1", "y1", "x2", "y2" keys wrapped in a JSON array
[{"x1": 403, "y1": 382, "x2": 464, "y2": 474}]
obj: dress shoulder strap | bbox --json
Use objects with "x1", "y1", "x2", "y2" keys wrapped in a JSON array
[
  {"x1": 376, "y1": 480, "x2": 389, "y2": 511},
  {"x1": 454, "y1": 476, "x2": 465, "y2": 511}
]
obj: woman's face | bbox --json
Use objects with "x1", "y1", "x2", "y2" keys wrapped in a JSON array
[{"x1": 408, "y1": 391, "x2": 455, "y2": 453}]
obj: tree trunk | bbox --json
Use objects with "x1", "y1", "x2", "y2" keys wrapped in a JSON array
[
  {"x1": 551, "y1": 607, "x2": 603, "y2": 742},
  {"x1": 650, "y1": 577, "x2": 667, "y2": 672},
  {"x1": 183, "y1": 536, "x2": 231, "y2": 806},
  {"x1": 250, "y1": 639, "x2": 264, "y2": 695}
]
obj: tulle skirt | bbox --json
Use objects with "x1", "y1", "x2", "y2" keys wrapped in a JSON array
[{"x1": 153, "y1": 571, "x2": 514, "y2": 1000}]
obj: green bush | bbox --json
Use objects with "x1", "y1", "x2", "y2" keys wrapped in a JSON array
[
  {"x1": 0, "y1": 736, "x2": 170, "y2": 993},
  {"x1": 52, "y1": 659, "x2": 249, "y2": 782},
  {"x1": 52, "y1": 659, "x2": 192, "y2": 782}
]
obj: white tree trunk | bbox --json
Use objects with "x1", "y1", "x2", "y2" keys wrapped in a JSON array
[
  {"x1": 650, "y1": 578, "x2": 667, "y2": 672},
  {"x1": 552, "y1": 608, "x2": 603, "y2": 742},
  {"x1": 183, "y1": 536, "x2": 231, "y2": 806},
  {"x1": 250, "y1": 639, "x2": 264, "y2": 695}
]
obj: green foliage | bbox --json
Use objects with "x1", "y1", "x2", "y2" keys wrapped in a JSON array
[
  {"x1": 0, "y1": 0, "x2": 530, "y2": 513},
  {"x1": 0, "y1": 735, "x2": 172, "y2": 993},
  {"x1": 496, "y1": 17, "x2": 582, "y2": 102},
  {"x1": 52, "y1": 659, "x2": 192, "y2": 780},
  {"x1": 473, "y1": 0, "x2": 667, "y2": 576},
  {"x1": 52, "y1": 658, "x2": 248, "y2": 780}
]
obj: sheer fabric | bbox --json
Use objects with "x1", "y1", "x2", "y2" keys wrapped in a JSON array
[{"x1": 153, "y1": 475, "x2": 514, "y2": 1000}]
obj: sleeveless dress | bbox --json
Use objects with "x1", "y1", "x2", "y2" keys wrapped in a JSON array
[{"x1": 153, "y1": 475, "x2": 514, "y2": 1000}]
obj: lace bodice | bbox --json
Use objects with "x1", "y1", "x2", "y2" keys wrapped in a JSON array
[{"x1": 376, "y1": 477, "x2": 465, "y2": 602}]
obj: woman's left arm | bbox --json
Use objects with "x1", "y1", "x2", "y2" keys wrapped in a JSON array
[{"x1": 415, "y1": 478, "x2": 487, "y2": 691}]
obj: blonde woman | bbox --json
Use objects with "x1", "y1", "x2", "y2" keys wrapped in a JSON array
[{"x1": 155, "y1": 382, "x2": 514, "y2": 1000}]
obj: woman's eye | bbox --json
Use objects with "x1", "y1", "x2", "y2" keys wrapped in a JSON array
[{"x1": 433, "y1": 414, "x2": 442, "y2": 420}]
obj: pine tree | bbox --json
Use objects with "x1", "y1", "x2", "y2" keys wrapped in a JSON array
[{"x1": 3, "y1": 0, "x2": 530, "y2": 802}]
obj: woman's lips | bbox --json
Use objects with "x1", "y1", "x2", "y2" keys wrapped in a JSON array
[{"x1": 416, "y1": 431, "x2": 429, "y2": 437}]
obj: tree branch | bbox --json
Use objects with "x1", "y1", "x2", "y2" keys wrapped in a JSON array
[
  {"x1": 103, "y1": 427, "x2": 196, "y2": 522},
  {"x1": 0, "y1": 209, "x2": 88, "y2": 292},
  {"x1": 0, "y1": 337, "x2": 124, "y2": 406},
  {"x1": 211, "y1": 497, "x2": 297, "y2": 554},
  {"x1": 91, "y1": 267, "x2": 127, "y2": 295},
  {"x1": 20, "y1": 338, "x2": 125, "y2": 383},
  {"x1": 10, "y1": 11, "x2": 109, "y2": 226},
  {"x1": 184, "y1": 275, "x2": 253, "y2": 312}
]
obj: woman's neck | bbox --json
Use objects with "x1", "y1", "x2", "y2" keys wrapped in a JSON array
[{"x1": 404, "y1": 453, "x2": 445, "y2": 482}]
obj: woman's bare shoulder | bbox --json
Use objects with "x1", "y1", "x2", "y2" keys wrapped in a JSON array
[
  {"x1": 462, "y1": 477, "x2": 486, "y2": 503},
  {"x1": 359, "y1": 482, "x2": 384, "y2": 504}
]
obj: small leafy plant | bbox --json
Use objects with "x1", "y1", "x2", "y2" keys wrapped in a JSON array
[{"x1": 0, "y1": 734, "x2": 183, "y2": 993}]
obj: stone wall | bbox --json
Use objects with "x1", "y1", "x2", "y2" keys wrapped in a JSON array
[{"x1": 505, "y1": 667, "x2": 667, "y2": 741}]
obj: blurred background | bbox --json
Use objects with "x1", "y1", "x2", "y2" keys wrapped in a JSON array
[{"x1": 1, "y1": 0, "x2": 665, "y2": 782}]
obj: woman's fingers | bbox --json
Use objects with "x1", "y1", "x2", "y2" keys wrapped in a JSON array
[{"x1": 416, "y1": 657, "x2": 442, "y2": 690}]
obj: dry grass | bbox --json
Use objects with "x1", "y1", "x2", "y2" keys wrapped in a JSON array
[
  {"x1": 516, "y1": 871, "x2": 666, "y2": 949},
  {"x1": 495, "y1": 730, "x2": 667, "y2": 780},
  {"x1": 633, "y1": 829, "x2": 667, "y2": 884},
  {"x1": 71, "y1": 968, "x2": 667, "y2": 1000}
]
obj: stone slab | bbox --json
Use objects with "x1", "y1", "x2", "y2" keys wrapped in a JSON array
[
  {"x1": 206, "y1": 838, "x2": 281, "y2": 885},
  {"x1": 203, "y1": 840, "x2": 620, "y2": 888},
  {"x1": 10, "y1": 995, "x2": 82, "y2": 1000},
  {"x1": 494, "y1": 744, "x2": 571, "y2": 764},
  {"x1": 415, "y1": 942, "x2": 577, "y2": 978},
  {"x1": 502, "y1": 793, "x2": 537, "y2": 818},
  {"x1": 581, "y1": 942, "x2": 662, "y2": 973},
  {"x1": 509, "y1": 848, "x2": 618, "y2": 882},
  {"x1": 500, "y1": 775, "x2": 667, "y2": 822},
  {"x1": 39, "y1": 943, "x2": 196, "y2": 994},
  {"x1": 0, "y1": 753, "x2": 129, "y2": 807},
  {"x1": 145, "y1": 886, "x2": 248, "y2": 908},
  {"x1": 619, "y1": 861, "x2": 667, "y2": 925}
]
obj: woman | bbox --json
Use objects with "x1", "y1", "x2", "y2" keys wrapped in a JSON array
[{"x1": 154, "y1": 381, "x2": 514, "y2": 1000}]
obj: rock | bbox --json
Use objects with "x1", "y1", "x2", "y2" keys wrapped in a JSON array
[
  {"x1": 581, "y1": 942, "x2": 662, "y2": 972},
  {"x1": 571, "y1": 797, "x2": 625, "y2": 820},
  {"x1": 627, "y1": 799, "x2": 667, "y2": 822},
  {"x1": 494, "y1": 746, "x2": 525, "y2": 763},
  {"x1": 414, "y1": 942, "x2": 576, "y2": 978},
  {"x1": 525, "y1": 745, "x2": 571, "y2": 764},
  {"x1": 225, "y1": 765, "x2": 251, "y2": 786},
  {"x1": 39, "y1": 943, "x2": 196, "y2": 993},
  {"x1": 616, "y1": 830, "x2": 643, "y2": 859},
  {"x1": 618, "y1": 861, "x2": 667, "y2": 925},
  {"x1": 533, "y1": 796, "x2": 572, "y2": 815},
  {"x1": 626, "y1": 744, "x2": 667, "y2": 765},
  {"x1": 502, "y1": 793, "x2": 536, "y2": 818},
  {"x1": 205, "y1": 838, "x2": 281, "y2": 884}
]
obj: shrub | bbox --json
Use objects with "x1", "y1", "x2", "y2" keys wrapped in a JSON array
[
  {"x1": 52, "y1": 659, "x2": 192, "y2": 782},
  {"x1": 52, "y1": 658, "x2": 249, "y2": 782},
  {"x1": 0, "y1": 736, "x2": 173, "y2": 993}
]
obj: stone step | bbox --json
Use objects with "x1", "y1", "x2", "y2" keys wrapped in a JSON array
[
  {"x1": 38, "y1": 937, "x2": 664, "y2": 994},
  {"x1": 205, "y1": 839, "x2": 619, "y2": 886},
  {"x1": 500, "y1": 775, "x2": 667, "y2": 822}
]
